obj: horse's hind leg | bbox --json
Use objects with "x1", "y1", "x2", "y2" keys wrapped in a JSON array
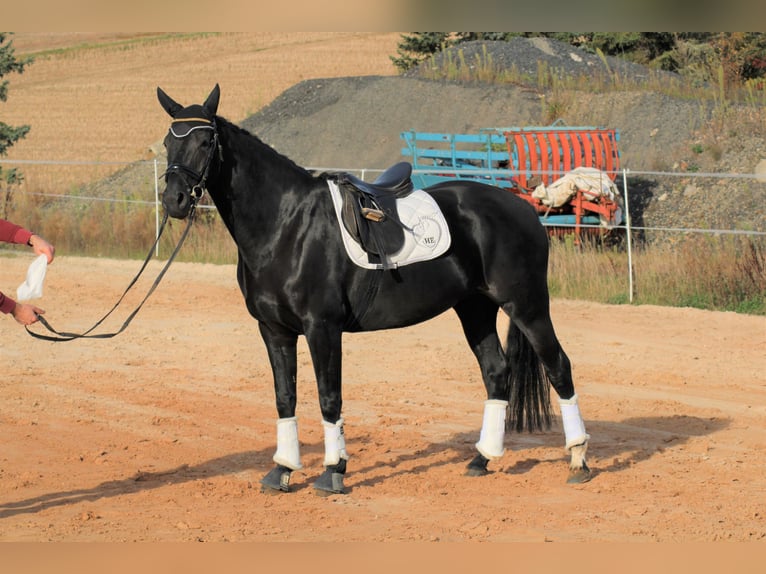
[
  {"x1": 454, "y1": 296, "x2": 509, "y2": 477},
  {"x1": 507, "y1": 305, "x2": 591, "y2": 483}
]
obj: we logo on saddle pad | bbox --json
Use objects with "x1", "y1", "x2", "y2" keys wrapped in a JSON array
[{"x1": 327, "y1": 179, "x2": 451, "y2": 270}]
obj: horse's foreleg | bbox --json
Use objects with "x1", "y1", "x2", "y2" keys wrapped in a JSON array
[
  {"x1": 258, "y1": 323, "x2": 301, "y2": 493},
  {"x1": 312, "y1": 417, "x2": 348, "y2": 495},
  {"x1": 306, "y1": 322, "x2": 348, "y2": 496}
]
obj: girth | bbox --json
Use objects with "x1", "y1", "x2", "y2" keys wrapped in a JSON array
[{"x1": 332, "y1": 162, "x2": 414, "y2": 269}]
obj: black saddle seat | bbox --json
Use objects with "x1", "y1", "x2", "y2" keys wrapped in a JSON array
[
  {"x1": 340, "y1": 161, "x2": 414, "y2": 199},
  {"x1": 331, "y1": 162, "x2": 415, "y2": 269}
]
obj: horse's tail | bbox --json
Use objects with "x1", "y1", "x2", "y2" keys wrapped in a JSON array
[{"x1": 505, "y1": 319, "x2": 552, "y2": 433}]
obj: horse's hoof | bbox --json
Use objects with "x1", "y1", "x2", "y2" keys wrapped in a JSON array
[
  {"x1": 567, "y1": 463, "x2": 592, "y2": 484},
  {"x1": 465, "y1": 454, "x2": 490, "y2": 477},
  {"x1": 314, "y1": 467, "x2": 346, "y2": 496},
  {"x1": 260, "y1": 465, "x2": 293, "y2": 493},
  {"x1": 314, "y1": 460, "x2": 347, "y2": 496}
]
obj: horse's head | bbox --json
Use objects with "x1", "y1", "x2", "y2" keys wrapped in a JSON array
[{"x1": 157, "y1": 84, "x2": 221, "y2": 219}]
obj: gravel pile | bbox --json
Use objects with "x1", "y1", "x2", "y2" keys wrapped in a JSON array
[{"x1": 405, "y1": 37, "x2": 680, "y2": 86}]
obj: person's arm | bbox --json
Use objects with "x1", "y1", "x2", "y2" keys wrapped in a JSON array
[
  {"x1": 0, "y1": 219, "x2": 55, "y2": 262},
  {"x1": 0, "y1": 219, "x2": 53, "y2": 324},
  {"x1": 0, "y1": 218, "x2": 32, "y2": 245},
  {"x1": 0, "y1": 291, "x2": 45, "y2": 325},
  {"x1": 0, "y1": 219, "x2": 30, "y2": 317},
  {"x1": 0, "y1": 291, "x2": 16, "y2": 315}
]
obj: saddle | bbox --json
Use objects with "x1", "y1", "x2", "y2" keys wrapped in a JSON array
[{"x1": 332, "y1": 162, "x2": 414, "y2": 269}]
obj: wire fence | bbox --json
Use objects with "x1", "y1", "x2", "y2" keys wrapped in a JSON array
[
  {"x1": 3, "y1": 157, "x2": 765, "y2": 232},
  {"x1": 2, "y1": 158, "x2": 765, "y2": 305}
]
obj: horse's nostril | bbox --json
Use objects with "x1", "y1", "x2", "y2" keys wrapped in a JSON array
[{"x1": 161, "y1": 188, "x2": 189, "y2": 217}]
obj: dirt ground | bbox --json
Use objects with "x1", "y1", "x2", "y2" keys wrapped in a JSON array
[{"x1": 1, "y1": 254, "x2": 765, "y2": 542}]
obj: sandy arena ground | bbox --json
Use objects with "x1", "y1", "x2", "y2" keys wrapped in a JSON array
[{"x1": 1, "y1": 254, "x2": 765, "y2": 542}]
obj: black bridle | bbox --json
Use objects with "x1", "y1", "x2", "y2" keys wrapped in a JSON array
[
  {"x1": 161, "y1": 117, "x2": 222, "y2": 205},
  {"x1": 25, "y1": 121, "x2": 220, "y2": 342}
]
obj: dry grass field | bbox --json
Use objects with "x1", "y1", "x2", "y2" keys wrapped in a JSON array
[{"x1": 4, "y1": 32, "x2": 401, "y2": 191}]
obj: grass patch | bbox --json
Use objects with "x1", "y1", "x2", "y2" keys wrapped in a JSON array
[
  {"x1": 420, "y1": 47, "x2": 765, "y2": 121},
  {"x1": 6, "y1": 190, "x2": 764, "y2": 315},
  {"x1": 548, "y1": 234, "x2": 765, "y2": 315}
]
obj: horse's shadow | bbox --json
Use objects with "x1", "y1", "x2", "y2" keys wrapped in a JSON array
[
  {"x1": 347, "y1": 414, "x2": 729, "y2": 490},
  {"x1": 0, "y1": 449, "x2": 273, "y2": 519},
  {"x1": 581, "y1": 414, "x2": 730, "y2": 475},
  {"x1": 0, "y1": 414, "x2": 728, "y2": 515}
]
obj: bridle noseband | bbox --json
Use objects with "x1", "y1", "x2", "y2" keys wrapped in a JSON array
[{"x1": 162, "y1": 117, "x2": 222, "y2": 204}]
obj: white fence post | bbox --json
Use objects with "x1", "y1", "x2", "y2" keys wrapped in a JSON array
[
  {"x1": 154, "y1": 158, "x2": 160, "y2": 257},
  {"x1": 623, "y1": 168, "x2": 634, "y2": 303}
]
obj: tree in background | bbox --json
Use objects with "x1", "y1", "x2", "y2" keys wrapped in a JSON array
[
  {"x1": 0, "y1": 32, "x2": 32, "y2": 208},
  {"x1": 389, "y1": 33, "x2": 450, "y2": 72},
  {"x1": 390, "y1": 32, "x2": 766, "y2": 88},
  {"x1": 390, "y1": 33, "x2": 518, "y2": 71}
]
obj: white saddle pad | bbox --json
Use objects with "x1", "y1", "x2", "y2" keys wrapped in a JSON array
[{"x1": 327, "y1": 180, "x2": 451, "y2": 270}]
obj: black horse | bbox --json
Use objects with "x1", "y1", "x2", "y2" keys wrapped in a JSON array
[{"x1": 157, "y1": 84, "x2": 592, "y2": 495}]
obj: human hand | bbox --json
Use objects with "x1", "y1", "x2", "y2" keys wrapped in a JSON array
[
  {"x1": 29, "y1": 234, "x2": 55, "y2": 264},
  {"x1": 11, "y1": 302, "x2": 45, "y2": 325}
]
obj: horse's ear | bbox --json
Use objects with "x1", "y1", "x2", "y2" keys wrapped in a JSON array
[
  {"x1": 157, "y1": 86, "x2": 183, "y2": 118},
  {"x1": 203, "y1": 84, "x2": 220, "y2": 117}
]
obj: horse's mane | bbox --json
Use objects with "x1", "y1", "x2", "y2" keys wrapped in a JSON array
[{"x1": 215, "y1": 115, "x2": 313, "y2": 179}]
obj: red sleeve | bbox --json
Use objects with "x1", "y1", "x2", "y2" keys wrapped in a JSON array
[
  {"x1": 0, "y1": 219, "x2": 33, "y2": 245},
  {"x1": 0, "y1": 291, "x2": 16, "y2": 314},
  {"x1": 1, "y1": 219, "x2": 31, "y2": 314}
]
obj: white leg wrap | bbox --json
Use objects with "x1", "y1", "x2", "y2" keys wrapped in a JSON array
[
  {"x1": 322, "y1": 418, "x2": 349, "y2": 466},
  {"x1": 558, "y1": 394, "x2": 590, "y2": 451},
  {"x1": 273, "y1": 416, "x2": 303, "y2": 470},
  {"x1": 475, "y1": 399, "x2": 508, "y2": 459}
]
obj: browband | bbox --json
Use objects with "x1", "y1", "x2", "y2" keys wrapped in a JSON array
[{"x1": 172, "y1": 117, "x2": 211, "y2": 124}]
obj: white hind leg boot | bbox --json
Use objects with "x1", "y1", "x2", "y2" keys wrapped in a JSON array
[
  {"x1": 558, "y1": 394, "x2": 589, "y2": 449},
  {"x1": 273, "y1": 416, "x2": 303, "y2": 470},
  {"x1": 558, "y1": 394, "x2": 590, "y2": 468},
  {"x1": 322, "y1": 418, "x2": 349, "y2": 466},
  {"x1": 475, "y1": 399, "x2": 508, "y2": 459}
]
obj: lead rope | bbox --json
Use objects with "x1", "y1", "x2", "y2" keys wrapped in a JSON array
[{"x1": 26, "y1": 207, "x2": 196, "y2": 342}]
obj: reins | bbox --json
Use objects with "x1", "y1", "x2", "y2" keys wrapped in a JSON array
[
  {"x1": 26, "y1": 111, "x2": 221, "y2": 342},
  {"x1": 25, "y1": 206, "x2": 196, "y2": 342}
]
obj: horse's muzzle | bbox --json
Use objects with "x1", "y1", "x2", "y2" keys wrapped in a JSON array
[{"x1": 162, "y1": 186, "x2": 193, "y2": 219}]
